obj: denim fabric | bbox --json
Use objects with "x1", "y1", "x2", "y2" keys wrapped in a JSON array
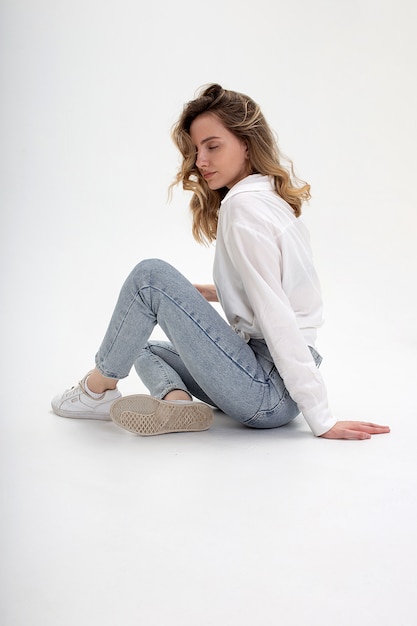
[{"x1": 96, "y1": 259, "x2": 322, "y2": 429}]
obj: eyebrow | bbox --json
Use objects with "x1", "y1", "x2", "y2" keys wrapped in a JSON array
[{"x1": 199, "y1": 135, "x2": 221, "y2": 146}]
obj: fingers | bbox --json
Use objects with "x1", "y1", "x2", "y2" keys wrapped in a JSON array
[
  {"x1": 320, "y1": 421, "x2": 390, "y2": 440},
  {"x1": 355, "y1": 422, "x2": 391, "y2": 435},
  {"x1": 357, "y1": 421, "x2": 390, "y2": 429},
  {"x1": 342, "y1": 429, "x2": 371, "y2": 440},
  {"x1": 322, "y1": 428, "x2": 371, "y2": 440}
]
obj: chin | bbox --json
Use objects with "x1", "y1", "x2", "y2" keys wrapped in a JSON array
[{"x1": 207, "y1": 181, "x2": 223, "y2": 191}]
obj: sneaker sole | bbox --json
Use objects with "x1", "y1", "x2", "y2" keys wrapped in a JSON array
[
  {"x1": 110, "y1": 394, "x2": 214, "y2": 436},
  {"x1": 51, "y1": 404, "x2": 112, "y2": 421}
]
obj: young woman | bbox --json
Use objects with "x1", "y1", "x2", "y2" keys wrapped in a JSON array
[{"x1": 52, "y1": 84, "x2": 390, "y2": 440}]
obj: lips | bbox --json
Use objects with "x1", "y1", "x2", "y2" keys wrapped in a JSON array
[{"x1": 203, "y1": 171, "x2": 216, "y2": 180}]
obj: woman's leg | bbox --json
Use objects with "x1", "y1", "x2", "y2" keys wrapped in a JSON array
[
  {"x1": 134, "y1": 340, "x2": 218, "y2": 406},
  {"x1": 94, "y1": 258, "x2": 269, "y2": 422},
  {"x1": 53, "y1": 258, "x2": 301, "y2": 429},
  {"x1": 134, "y1": 337, "x2": 305, "y2": 430}
]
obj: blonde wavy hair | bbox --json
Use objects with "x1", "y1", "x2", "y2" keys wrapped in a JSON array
[{"x1": 170, "y1": 83, "x2": 311, "y2": 244}]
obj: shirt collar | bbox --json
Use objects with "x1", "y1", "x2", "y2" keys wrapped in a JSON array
[{"x1": 221, "y1": 174, "x2": 274, "y2": 205}]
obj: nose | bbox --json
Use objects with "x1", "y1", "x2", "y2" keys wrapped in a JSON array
[{"x1": 195, "y1": 148, "x2": 208, "y2": 170}]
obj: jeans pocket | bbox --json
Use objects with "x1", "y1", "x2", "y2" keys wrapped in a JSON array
[
  {"x1": 244, "y1": 389, "x2": 300, "y2": 429},
  {"x1": 243, "y1": 343, "x2": 323, "y2": 430}
]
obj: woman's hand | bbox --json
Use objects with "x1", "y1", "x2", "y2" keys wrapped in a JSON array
[
  {"x1": 320, "y1": 421, "x2": 390, "y2": 440},
  {"x1": 194, "y1": 284, "x2": 219, "y2": 302}
]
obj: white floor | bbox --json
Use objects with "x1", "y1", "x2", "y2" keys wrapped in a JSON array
[{"x1": 1, "y1": 334, "x2": 416, "y2": 626}]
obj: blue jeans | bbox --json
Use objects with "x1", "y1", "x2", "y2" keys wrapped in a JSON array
[{"x1": 95, "y1": 259, "x2": 322, "y2": 429}]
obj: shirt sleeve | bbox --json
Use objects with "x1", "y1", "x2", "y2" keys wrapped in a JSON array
[{"x1": 221, "y1": 199, "x2": 337, "y2": 436}]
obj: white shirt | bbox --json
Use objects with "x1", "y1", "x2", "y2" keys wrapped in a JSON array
[{"x1": 213, "y1": 174, "x2": 336, "y2": 436}]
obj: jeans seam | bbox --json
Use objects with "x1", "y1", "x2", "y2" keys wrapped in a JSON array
[
  {"x1": 98, "y1": 293, "x2": 142, "y2": 374},
  {"x1": 148, "y1": 349, "x2": 173, "y2": 389},
  {"x1": 146, "y1": 348, "x2": 189, "y2": 398},
  {"x1": 142, "y1": 285, "x2": 269, "y2": 386}
]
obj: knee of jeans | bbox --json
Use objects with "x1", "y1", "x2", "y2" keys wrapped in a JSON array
[
  {"x1": 134, "y1": 258, "x2": 171, "y2": 279},
  {"x1": 124, "y1": 258, "x2": 170, "y2": 294},
  {"x1": 133, "y1": 343, "x2": 153, "y2": 368}
]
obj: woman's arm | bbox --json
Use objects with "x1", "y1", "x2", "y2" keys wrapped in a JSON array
[{"x1": 219, "y1": 199, "x2": 390, "y2": 439}]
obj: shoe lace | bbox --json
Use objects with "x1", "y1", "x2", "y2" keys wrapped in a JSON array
[{"x1": 61, "y1": 382, "x2": 84, "y2": 400}]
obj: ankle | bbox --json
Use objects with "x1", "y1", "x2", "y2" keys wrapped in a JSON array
[
  {"x1": 86, "y1": 369, "x2": 118, "y2": 394},
  {"x1": 164, "y1": 390, "x2": 192, "y2": 401}
]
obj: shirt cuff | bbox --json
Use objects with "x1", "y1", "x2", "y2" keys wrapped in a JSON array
[{"x1": 303, "y1": 408, "x2": 337, "y2": 437}]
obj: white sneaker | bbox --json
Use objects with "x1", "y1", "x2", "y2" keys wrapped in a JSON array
[
  {"x1": 110, "y1": 394, "x2": 214, "y2": 436},
  {"x1": 51, "y1": 373, "x2": 121, "y2": 420}
]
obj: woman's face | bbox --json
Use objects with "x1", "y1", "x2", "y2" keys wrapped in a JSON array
[{"x1": 190, "y1": 113, "x2": 251, "y2": 190}]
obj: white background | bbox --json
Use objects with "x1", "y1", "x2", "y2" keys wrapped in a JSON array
[{"x1": 1, "y1": 1, "x2": 416, "y2": 625}]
